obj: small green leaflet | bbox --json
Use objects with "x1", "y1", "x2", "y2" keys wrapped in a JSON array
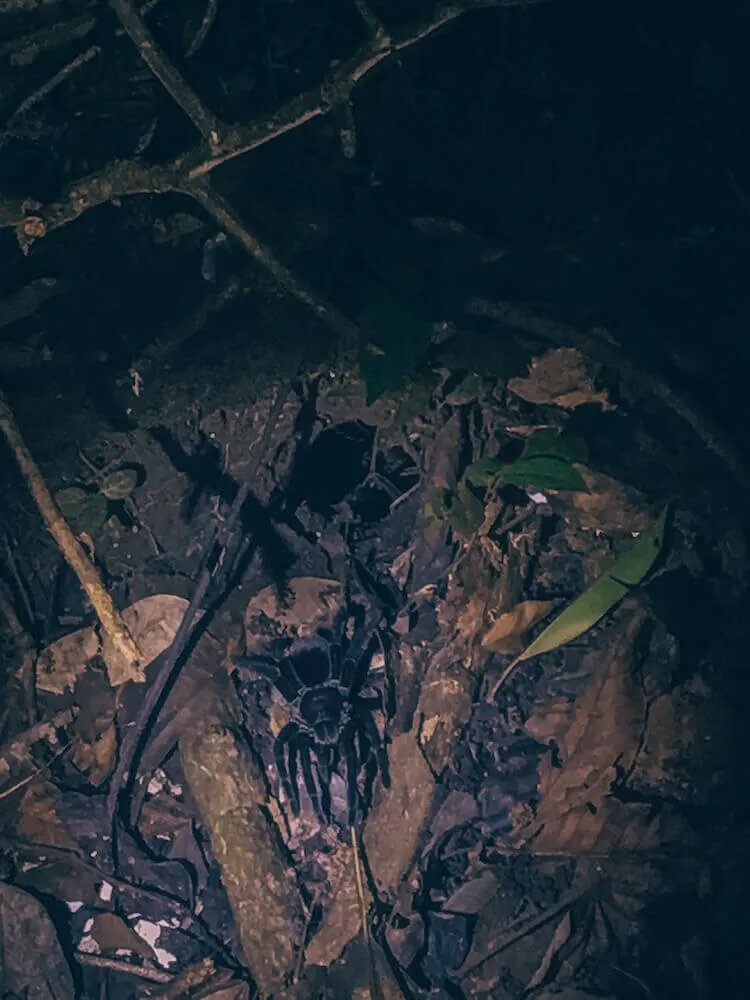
[
  {"x1": 464, "y1": 429, "x2": 589, "y2": 493},
  {"x1": 54, "y1": 486, "x2": 108, "y2": 536},
  {"x1": 490, "y1": 506, "x2": 668, "y2": 696},
  {"x1": 497, "y1": 455, "x2": 589, "y2": 492}
]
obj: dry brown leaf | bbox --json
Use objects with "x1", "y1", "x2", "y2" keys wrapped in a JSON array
[
  {"x1": 0, "y1": 882, "x2": 75, "y2": 1000},
  {"x1": 140, "y1": 793, "x2": 193, "y2": 837},
  {"x1": 482, "y1": 600, "x2": 554, "y2": 654},
  {"x1": 17, "y1": 781, "x2": 79, "y2": 851},
  {"x1": 508, "y1": 348, "x2": 613, "y2": 411},
  {"x1": 70, "y1": 725, "x2": 117, "y2": 786},
  {"x1": 569, "y1": 470, "x2": 651, "y2": 538},
  {"x1": 37, "y1": 594, "x2": 193, "y2": 694},
  {"x1": 90, "y1": 912, "x2": 156, "y2": 960},
  {"x1": 514, "y1": 608, "x2": 675, "y2": 853},
  {"x1": 243, "y1": 577, "x2": 344, "y2": 651}
]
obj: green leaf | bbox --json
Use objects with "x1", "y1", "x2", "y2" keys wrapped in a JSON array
[
  {"x1": 450, "y1": 480, "x2": 485, "y2": 537},
  {"x1": 463, "y1": 458, "x2": 503, "y2": 488},
  {"x1": 491, "y1": 507, "x2": 668, "y2": 697},
  {"x1": 55, "y1": 486, "x2": 108, "y2": 536},
  {"x1": 517, "y1": 507, "x2": 668, "y2": 661},
  {"x1": 496, "y1": 455, "x2": 589, "y2": 492},
  {"x1": 521, "y1": 428, "x2": 589, "y2": 465}
]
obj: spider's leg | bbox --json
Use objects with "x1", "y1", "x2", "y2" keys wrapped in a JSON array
[
  {"x1": 358, "y1": 705, "x2": 391, "y2": 788},
  {"x1": 233, "y1": 653, "x2": 281, "y2": 682},
  {"x1": 299, "y1": 740, "x2": 327, "y2": 824},
  {"x1": 234, "y1": 653, "x2": 301, "y2": 703},
  {"x1": 275, "y1": 723, "x2": 301, "y2": 814},
  {"x1": 341, "y1": 630, "x2": 380, "y2": 696},
  {"x1": 274, "y1": 658, "x2": 305, "y2": 702},
  {"x1": 315, "y1": 746, "x2": 334, "y2": 821},
  {"x1": 378, "y1": 628, "x2": 398, "y2": 719},
  {"x1": 340, "y1": 722, "x2": 360, "y2": 827}
]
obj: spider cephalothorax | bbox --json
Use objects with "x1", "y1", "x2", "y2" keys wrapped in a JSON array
[{"x1": 234, "y1": 603, "x2": 392, "y2": 826}]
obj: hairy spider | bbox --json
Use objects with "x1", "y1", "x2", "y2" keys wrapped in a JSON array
[{"x1": 234, "y1": 604, "x2": 392, "y2": 826}]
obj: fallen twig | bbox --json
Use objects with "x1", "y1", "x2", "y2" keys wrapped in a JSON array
[
  {"x1": 75, "y1": 952, "x2": 172, "y2": 984},
  {"x1": 0, "y1": 390, "x2": 143, "y2": 686},
  {"x1": 0, "y1": 740, "x2": 72, "y2": 801}
]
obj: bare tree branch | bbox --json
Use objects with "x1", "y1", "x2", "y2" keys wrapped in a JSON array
[
  {"x1": 0, "y1": 0, "x2": 548, "y2": 338},
  {"x1": 0, "y1": 45, "x2": 101, "y2": 149},
  {"x1": 108, "y1": 0, "x2": 224, "y2": 145}
]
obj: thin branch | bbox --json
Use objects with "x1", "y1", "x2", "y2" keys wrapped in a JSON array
[
  {"x1": 185, "y1": 0, "x2": 220, "y2": 59},
  {"x1": 0, "y1": 740, "x2": 72, "y2": 801},
  {"x1": 0, "y1": 390, "x2": 143, "y2": 685},
  {"x1": 108, "y1": 0, "x2": 224, "y2": 145},
  {"x1": 0, "y1": 45, "x2": 101, "y2": 150},
  {"x1": 75, "y1": 953, "x2": 173, "y2": 984},
  {"x1": 185, "y1": 180, "x2": 361, "y2": 356},
  {"x1": 0, "y1": 0, "x2": 547, "y2": 339}
]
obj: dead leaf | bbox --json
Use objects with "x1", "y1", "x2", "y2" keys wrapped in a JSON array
[
  {"x1": 73, "y1": 665, "x2": 116, "y2": 741},
  {"x1": 508, "y1": 348, "x2": 613, "y2": 411},
  {"x1": 17, "y1": 781, "x2": 79, "y2": 851},
  {"x1": 37, "y1": 594, "x2": 193, "y2": 694},
  {"x1": 570, "y1": 470, "x2": 652, "y2": 537},
  {"x1": 482, "y1": 600, "x2": 554, "y2": 654},
  {"x1": 515, "y1": 610, "x2": 651, "y2": 852},
  {"x1": 90, "y1": 912, "x2": 156, "y2": 960},
  {"x1": 70, "y1": 725, "x2": 117, "y2": 785},
  {"x1": 140, "y1": 793, "x2": 193, "y2": 838},
  {"x1": 0, "y1": 882, "x2": 75, "y2": 1000},
  {"x1": 200, "y1": 984, "x2": 250, "y2": 1000},
  {"x1": 526, "y1": 911, "x2": 573, "y2": 989},
  {"x1": 243, "y1": 577, "x2": 344, "y2": 650}
]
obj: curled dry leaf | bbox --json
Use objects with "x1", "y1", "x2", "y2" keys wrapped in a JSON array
[
  {"x1": 0, "y1": 882, "x2": 75, "y2": 1000},
  {"x1": 70, "y1": 725, "x2": 117, "y2": 785},
  {"x1": 482, "y1": 600, "x2": 554, "y2": 654},
  {"x1": 37, "y1": 594, "x2": 193, "y2": 694},
  {"x1": 507, "y1": 348, "x2": 614, "y2": 411},
  {"x1": 17, "y1": 780, "x2": 79, "y2": 851},
  {"x1": 90, "y1": 912, "x2": 156, "y2": 961},
  {"x1": 243, "y1": 576, "x2": 344, "y2": 650}
]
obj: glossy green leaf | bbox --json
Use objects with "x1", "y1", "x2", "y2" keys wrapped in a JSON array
[
  {"x1": 521, "y1": 428, "x2": 589, "y2": 465},
  {"x1": 491, "y1": 508, "x2": 668, "y2": 697},
  {"x1": 516, "y1": 507, "x2": 668, "y2": 661},
  {"x1": 496, "y1": 455, "x2": 589, "y2": 492},
  {"x1": 463, "y1": 458, "x2": 503, "y2": 488}
]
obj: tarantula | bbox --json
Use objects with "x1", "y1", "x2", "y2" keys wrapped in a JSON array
[{"x1": 234, "y1": 604, "x2": 392, "y2": 826}]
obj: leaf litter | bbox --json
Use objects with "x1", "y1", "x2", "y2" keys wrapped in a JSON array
[{"x1": 0, "y1": 343, "x2": 744, "y2": 1000}]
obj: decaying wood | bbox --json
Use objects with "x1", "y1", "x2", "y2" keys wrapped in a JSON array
[
  {"x1": 180, "y1": 696, "x2": 304, "y2": 995},
  {"x1": 0, "y1": 391, "x2": 143, "y2": 687}
]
